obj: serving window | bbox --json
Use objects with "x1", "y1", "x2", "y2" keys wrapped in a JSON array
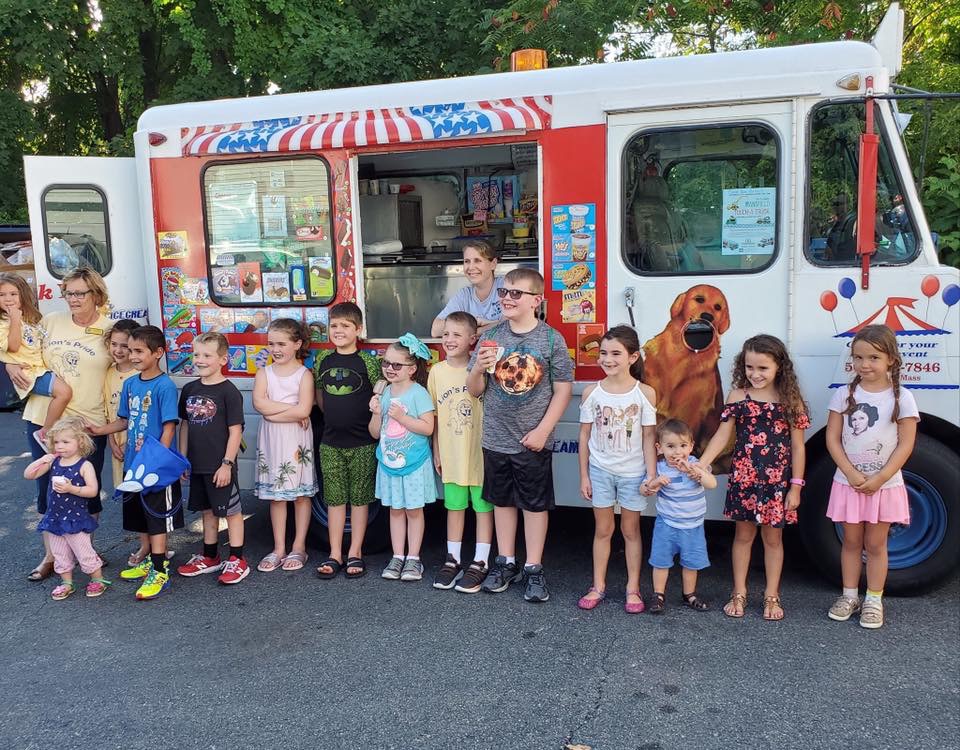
[
  {"x1": 42, "y1": 185, "x2": 112, "y2": 279},
  {"x1": 201, "y1": 157, "x2": 336, "y2": 306},
  {"x1": 622, "y1": 124, "x2": 779, "y2": 275}
]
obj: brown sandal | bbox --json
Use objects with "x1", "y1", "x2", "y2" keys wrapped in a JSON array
[
  {"x1": 723, "y1": 592, "x2": 747, "y2": 618},
  {"x1": 27, "y1": 560, "x2": 54, "y2": 582},
  {"x1": 763, "y1": 595, "x2": 785, "y2": 621}
]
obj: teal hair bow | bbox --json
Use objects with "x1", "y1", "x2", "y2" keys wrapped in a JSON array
[{"x1": 398, "y1": 332, "x2": 431, "y2": 361}]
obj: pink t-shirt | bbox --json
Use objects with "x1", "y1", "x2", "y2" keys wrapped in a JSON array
[{"x1": 828, "y1": 384, "x2": 919, "y2": 489}]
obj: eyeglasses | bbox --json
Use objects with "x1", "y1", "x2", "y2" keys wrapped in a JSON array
[
  {"x1": 62, "y1": 290, "x2": 92, "y2": 299},
  {"x1": 496, "y1": 287, "x2": 540, "y2": 300},
  {"x1": 382, "y1": 360, "x2": 414, "y2": 371}
]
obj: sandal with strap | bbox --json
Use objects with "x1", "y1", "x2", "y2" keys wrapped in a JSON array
[
  {"x1": 682, "y1": 592, "x2": 710, "y2": 611},
  {"x1": 577, "y1": 586, "x2": 606, "y2": 610},
  {"x1": 27, "y1": 560, "x2": 54, "y2": 582},
  {"x1": 648, "y1": 592, "x2": 666, "y2": 615},
  {"x1": 345, "y1": 557, "x2": 367, "y2": 579},
  {"x1": 282, "y1": 551, "x2": 308, "y2": 571},
  {"x1": 723, "y1": 592, "x2": 747, "y2": 618},
  {"x1": 85, "y1": 578, "x2": 112, "y2": 597},
  {"x1": 316, "y1": 558, "x2": 342, "y2": 579},
  {"x1": 763, "y1": 594, "x2": 785, "y2": 621},
  {"x1": 51, "y1": 581, "x2": 76, "y2": 600}
]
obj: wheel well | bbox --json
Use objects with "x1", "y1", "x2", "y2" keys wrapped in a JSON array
[{"x1": 803, "y1": 411, "x2": 958, "y2": 464}]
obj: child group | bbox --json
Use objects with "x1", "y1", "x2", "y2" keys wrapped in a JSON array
[{"x1": 5, "y1": 269, "x2": 918, "y2": 627}]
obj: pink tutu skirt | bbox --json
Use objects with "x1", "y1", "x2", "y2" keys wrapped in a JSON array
[{"x1": 826, "y1": 480, "x2": 910, "y2": 525}]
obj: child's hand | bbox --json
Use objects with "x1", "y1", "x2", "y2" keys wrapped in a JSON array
[
  {"x1": 853, "y1": 474, "x2": 884, "y2": 495},
  {"x1": 786, "y1": 484, "x2": 802, "y2": 511},
  {"x1": 299, "y1": 418, "x2": 310, "y2": 430},
  {"x1": 212, "y1": 464, "x2": 231, "y2": 488},
  {"x1": 4, "y1": 305, "x2": 21, "y2": 322},
  {"x1": 474, "y1": 347, "x2": 499, "y2": 372},
  {"x1": 686, "y1": 464, "x2": 706, "y2": 484},
  {"x1": 520, "y1": 427, "x2": 548, "y2": 452},
  {"x1": 433, "y1": 452, "x2": 442, "y2": 474},
  {"x1": 180, "y1": 470, "x2": 190, "y2": 482},
  {"x1": 386, "y1": 401, "x2": 406, "y2": 421},
  {"x1": 369, "y1": 395, "x2": 382, "y2": 415},
  {"x1": 580, "y1": 476, "x2": 592, "y2": 502},
  {"x1": 843, "y1": 469, "x2": 867, "y2": 487}
]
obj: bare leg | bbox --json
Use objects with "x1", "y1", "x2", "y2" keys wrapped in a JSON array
[
  {"x1": 269, "y1": 501, "x2": 288, "y2": 558},
  {"x1": 840, "y1": 522, "x2": 866, "y2": 590},
  {"x1": 347, "y1": 504, "x2": 368, "y2": 561},
  {"x1": 620, "y1": 509, "x2": 643, "y2": 597},
  {"x1": 759, "y1": 525, "x2": 785, "y2": 597},
  {"x1": 731, "y1": 521, "x2": 757, "y2": 596},
  {"x1": 494, "y1": 506, "x2": 518, "y2": 558},
  {"x1": 475, "y1": 509, "x2": 493, "y2": 546},
  {"x1": 522, "y1": 509, "x2": 548, "y2": 566},
  {"x1": 41, "y1": 376, "x2": 72, "y2": 433},
  {"x1": 446, "y1": 508, "x2": 466, "y2": 544},
  {"x1": 681, "y1": 567, "x2": 699, "y2": 596},
  {"x1": 389, "y1": 508, "x2": 407, "y2": 557},
  {"x1": 863, "y1": 522, "x2": 891, "y2": 593},
  {"x1": 326, "y1": 504, "x2": 346, "y2": 563},
  {"x1": 290, "y1": 496, "x2": 311, "y2": 555},
  {"x1": 406, "y1": 508, "x2": 425, "y2": 557},
  {"x1": 588, "y1": 507, "x2": 615, "y2": 597},
  {"x1": 652, "y1": 566, "x2": 670, "y2": 593},
  {"x1": 225, "y1": 513, "x2": 244, "y2": 549},
  {"x1": 202, "y1": 510, "x2": 219, "y2": 547}
]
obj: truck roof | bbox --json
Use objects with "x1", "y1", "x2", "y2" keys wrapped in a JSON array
[{"x1": 138, "y1": 41, "x2": 885, "y2": 134}]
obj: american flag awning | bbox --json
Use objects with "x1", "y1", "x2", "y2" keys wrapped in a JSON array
[{"x1": 181, "y1": 97, "x2": 552, "y2": 156}]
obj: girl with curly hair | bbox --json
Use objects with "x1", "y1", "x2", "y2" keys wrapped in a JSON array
[{"x1": 700, "y1": 334, "x2": 810, "y2": 621}]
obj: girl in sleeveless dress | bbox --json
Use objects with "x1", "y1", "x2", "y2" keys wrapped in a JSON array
[{"x1": 253, "y1": 319, "x2": 318, "y2": 573}]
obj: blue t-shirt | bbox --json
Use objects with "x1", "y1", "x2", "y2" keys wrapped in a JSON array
[
  {"x1": 655, "y1": 457, "x2": 707, "y2": 529},
  {"x1": 117, "y1": 372, "x2": 179, "y2": 470},
  {"x1": 375, "y1": 383, "x2": 434, "y2": 477},
  {"x1": 437, "y1": 276, "x2": 505, "y2": 322}
]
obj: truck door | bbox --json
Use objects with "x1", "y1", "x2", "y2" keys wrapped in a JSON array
[
  {"x1": 606, "y1": 102, "x2": 794, "y2": 516},
  {"x1": 24, "y1": 156, "x2": 147, "y2": 321}
]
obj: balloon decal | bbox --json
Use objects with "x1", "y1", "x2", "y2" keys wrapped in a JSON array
[
  {"x1": 942, "y1": 284, "x2": 960, "y2": 330},
  {"x1": 819, "y1": 290, "x2": 839, "y2": 333},
  {"x1": 921, "y1": 274, "x2": 940, "y2": 318},
  {"x1": 838, "y1": 277, "x2": 859, "y2": 321}
]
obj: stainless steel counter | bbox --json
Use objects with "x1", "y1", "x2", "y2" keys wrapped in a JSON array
[{"x1": 363, "y1": 260, "x2": 537, "y2": 339}]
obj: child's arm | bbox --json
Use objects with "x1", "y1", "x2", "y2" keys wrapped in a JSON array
[
  {"x1": 86, "y1": 417, "x2": 127, "y2": 436},
  {"x1": 825, "y1": 411, "x2": 866, "y2": 487},
  {"x1": 263, "y1": 373, "x2": 315, "y2": 423},
  {"x1": 786, "y1": 423, "x2": 807, "y2": 511},
  {"x1": 578, "y1": 421, "x2": 593, "y2": 501},
  {"x1": 368, "y1": 393, "x2": 382, "y2": 439},
  {"x1": 213, "y1": 424, "x2": 243, "y2": 488},
  {"x1": 5, "y1": 308, "x2": 22, "y2": 352},
  {"x1": 687, "y1": 462, "x2": 718, "y2": 490},
  {"x1": 159, "y1": 421, "x2": 176, "y2": 449},
  {"x1": 178, "y1": 420, "x2": 190, "y2": 480},
  {"x1": 24, "y1": 453, "x2": 55, "y2": 480},
  {"x1": 855, "y1": 417, "x2": 918, "y2": 495},
  {"x1": 466, "y1": 352, "x2": 493, "y2": 397},
  {"x1": 387, "y1": 401, "x2": 435, "y2": 437},
  {"x1": 639, "y1": 383, "x2": 659, "y2": 481},
  {"x1": 522, "y1": 381, "x2": 573, "y2": 452},
  {"x1": 71, "y1": 461, "x2": 100, "y2": 499},
  {"x1": 252, "y1": 370, "x2": 289, "y2": 417},
  {"x1": 698, "y1": 390, "x2": 741, "y2": 469},
  {"x1": 315, "y1": 387, "x2": 324, "y2": 411}
]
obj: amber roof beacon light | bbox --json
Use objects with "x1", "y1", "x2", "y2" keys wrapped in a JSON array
[{"x1": 510, "y1": 49, "x2": 548, "y2": 72}]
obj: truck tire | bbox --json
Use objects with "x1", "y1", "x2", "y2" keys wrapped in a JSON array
[
  {"x1": 800, "y1": 433, "x2": 960, "y2": 595},
  {"x1": 308, "y1": 494, "x2": 390, "y2": 553}
]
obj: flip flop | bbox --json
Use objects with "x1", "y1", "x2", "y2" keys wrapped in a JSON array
[
  {"x1": 282, "y1": 551, "x2": 308, "y2": 571},
  {"x1": 345, "y1": 557, "x2": 367, "y2": 579},
  {"x1": 27, "y1": 560, "x2": 54, "y2": 582},
  {"x1": 257, "y1": 553, "x2": 283, "y2": 573},
  {"x1": 316, "y1": 558, "x2": 342, "y2": 579}
]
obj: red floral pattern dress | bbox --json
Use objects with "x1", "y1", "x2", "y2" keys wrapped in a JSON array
[{"x1": 721, "y1": 393, "x2": 810, "y2": 528}]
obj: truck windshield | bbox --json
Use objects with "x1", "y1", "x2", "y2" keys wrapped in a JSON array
[{"x1": 806, "y1": 101, "x2": 919, "y2": 266}]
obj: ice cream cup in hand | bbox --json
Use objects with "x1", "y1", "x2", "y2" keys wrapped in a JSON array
[
  {"x1": 52, "y1": 476, "x2": 69, "y2": 493},
  {"x1": 479, "y1": 340, "x2": 503, "y2": 374}
]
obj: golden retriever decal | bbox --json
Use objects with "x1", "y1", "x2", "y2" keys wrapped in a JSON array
[{"x1": 642, "y1": 284, "x2": 731, "y2": 469}]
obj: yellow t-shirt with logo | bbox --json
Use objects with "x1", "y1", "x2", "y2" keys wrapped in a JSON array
[
  {"x1": 104, "y1": 363, "x2": 138, "y2": 484},
  {"x1": 22, "y1": 311, "x2": 113, "y2": 427},
  {"x1": 0, "y1": 316, "x2": 47, "y2": 398},
  {"x1": 426, "y1": 360, "x2": 483, "y2": 488}
]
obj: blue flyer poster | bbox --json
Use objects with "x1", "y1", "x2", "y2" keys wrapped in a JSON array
[{"x1": 551, "y1": 203, "x2": 597, "y2": 289}]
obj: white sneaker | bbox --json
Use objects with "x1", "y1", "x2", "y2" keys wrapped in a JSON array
[
  {"x1": 859, "y1": 599, "x2": 884, "y2": 629},
  {"x1": 827, "y1": 595, "x2": 861, "y2": 622}
]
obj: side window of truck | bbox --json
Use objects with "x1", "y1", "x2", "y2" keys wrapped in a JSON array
[
  {"x1": 806, "y1": 101, "x2": 919, "y2": 266},
  {"x1": 42, "y1": 186, "x2": 112, "y2": 279},
  {"x1": 201, "y1": 156, "x2": 336, "y2": 306},
  {"x1": 622, "y1": 124, "x2": 779, "y2": 275}
]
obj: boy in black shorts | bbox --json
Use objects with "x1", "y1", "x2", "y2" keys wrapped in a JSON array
[
  {"x1": 89, "y1": 325, "x2": 183, "y2": 600},
  {"x1": 467, "y1": 268, "x2": 573, "y2": 602},
  {"x1": 176, "y1": 333, "x2": 247, "y2": 585}
]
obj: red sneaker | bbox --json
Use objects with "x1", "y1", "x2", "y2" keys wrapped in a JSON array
[
  {"x1": 176, "y1": 554, "x2": 222, "y2": 577},
  {"x1": 218, "y1": 556, "x2": 250, "y2": 585}
]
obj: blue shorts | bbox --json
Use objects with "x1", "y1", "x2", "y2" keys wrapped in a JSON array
[
  {"x1": 588, "y1": 463, "x2": 646, "y2": 512},
  {"x1": 31, "y1": 371, "x2": 56, "y2": 397},
  {"x1": 649, "y1": 516, "x2": 709, "y2": 570}
]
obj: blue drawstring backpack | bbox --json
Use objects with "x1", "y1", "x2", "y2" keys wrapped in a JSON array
[{"x1": 116, "y1": 435, "x2": 190, "y2": 494}]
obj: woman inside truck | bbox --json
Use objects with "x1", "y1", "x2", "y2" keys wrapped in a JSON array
[
  {"x1": 430, "y1": 239, "x2": 505, "y2": 337},
  {"x1": 7, "y1": 267, "x2": 114, "y2": 582}
]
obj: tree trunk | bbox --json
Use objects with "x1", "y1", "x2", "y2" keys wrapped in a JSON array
[{"x1": 92, "y1": 72, "x2": 124, "y2": 143}]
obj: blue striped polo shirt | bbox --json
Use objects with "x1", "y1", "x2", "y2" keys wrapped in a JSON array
[{"x1": 655, "y1": 457, "x2": 707, "y2": 529}]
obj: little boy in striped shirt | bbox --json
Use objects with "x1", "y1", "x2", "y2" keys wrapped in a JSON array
[{"x1": 643, "y1": 419, "x2": 717, "y2": 614}]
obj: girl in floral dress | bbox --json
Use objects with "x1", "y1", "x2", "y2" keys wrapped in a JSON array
[
  {"x1": 700, "y1": 334, "x2": 810, "y2": 621},
  {"x1": 253, "y1": 318, "x2": 317, "y2": 573}
]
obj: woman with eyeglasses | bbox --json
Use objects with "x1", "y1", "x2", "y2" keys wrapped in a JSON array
[
  {"x1": 430, "y1": 240, "x2": 505, "y2": 338},
  {"x1": 6, "y1": 267, "x2": 114, "y2": 581}
]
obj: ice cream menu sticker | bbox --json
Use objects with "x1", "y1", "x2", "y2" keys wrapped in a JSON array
[
  {"x1": 551, "y1": 203, "x2": 597, "y2": 291},
  {"x1": 721, "y1": 187, "x2": 776, "y2": 255}
]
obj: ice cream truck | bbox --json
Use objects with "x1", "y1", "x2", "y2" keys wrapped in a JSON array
[{"x1": 22, "y1": 3, "x2": 958, "y2": 591}]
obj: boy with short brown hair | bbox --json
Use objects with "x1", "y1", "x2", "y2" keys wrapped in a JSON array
[{"x1": 466, "y1": 269, "x2": 573, "y2": 603}]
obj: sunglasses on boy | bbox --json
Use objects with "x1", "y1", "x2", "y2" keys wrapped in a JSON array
[
  {"x1": 382, "y1": 360, "x2": 415, "y2": 371},
  {"x1": 496, "y1": 287, "x2": 540, "y2": 300}
]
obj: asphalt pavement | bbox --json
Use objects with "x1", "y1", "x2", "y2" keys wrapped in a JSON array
[{"x1": 0, "y1": 410, "x2": 957, "y2": 750}]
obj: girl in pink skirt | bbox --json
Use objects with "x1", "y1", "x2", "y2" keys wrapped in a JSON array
[{"x1": 825, "y1": 324, "x2": 918, "y2": 630}]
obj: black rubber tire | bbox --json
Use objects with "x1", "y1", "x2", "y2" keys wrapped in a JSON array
[
  {"x1": 307, "y1": 495, "x2": 390, "y2": 553},
  {"x1": 799, "y1": 433, "x2": 960, "y2": 596}
]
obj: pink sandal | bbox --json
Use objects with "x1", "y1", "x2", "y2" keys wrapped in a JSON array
[
  {"x1": 624, "y1": 591, "x2": 646, "y2": 614},
  {"x1": 577, "y1": 586, "x2": 606, "y2": 610},
  {"x1": 51, "y1": 581, "x2": 76, "y2": 600}
]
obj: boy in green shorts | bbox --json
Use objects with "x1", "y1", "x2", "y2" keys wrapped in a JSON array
[
  {"x1": 427, "y1": 311, "x2": 493, "y2": 592},
  {"x1": 313, "y1": 302, "x2": 381, "y2": 579}
]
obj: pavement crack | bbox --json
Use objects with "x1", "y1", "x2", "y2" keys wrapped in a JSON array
[{"x1": 561, "y1": 634, "x2": 615, "y2": 749}]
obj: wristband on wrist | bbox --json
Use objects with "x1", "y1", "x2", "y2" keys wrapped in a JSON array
[{"x1": 789, "y1": 478, "x2": 805, "y2": 487}]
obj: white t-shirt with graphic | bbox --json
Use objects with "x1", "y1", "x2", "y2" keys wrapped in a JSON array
[
  {"x1": 828, "y1": 384, "x2": 919, "y2": 489},
  {"x1": 579, "y1": 382, "x2": 657, "y2": 477}
]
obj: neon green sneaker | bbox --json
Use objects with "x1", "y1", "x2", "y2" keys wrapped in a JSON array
[
  {"x1": 120, "y1": 558, "x2": 152, "y2": 580},
  {"x1": 135, "y1": 568, "x2": 170, "y2": 600}
]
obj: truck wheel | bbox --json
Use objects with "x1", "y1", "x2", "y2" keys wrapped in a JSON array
[
  {"x1": 800, "y1": 433, "x2": 960, "y2": 595},
  {"x1": 309, "y1": 494, "x2": 390, "y2": 553}
]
